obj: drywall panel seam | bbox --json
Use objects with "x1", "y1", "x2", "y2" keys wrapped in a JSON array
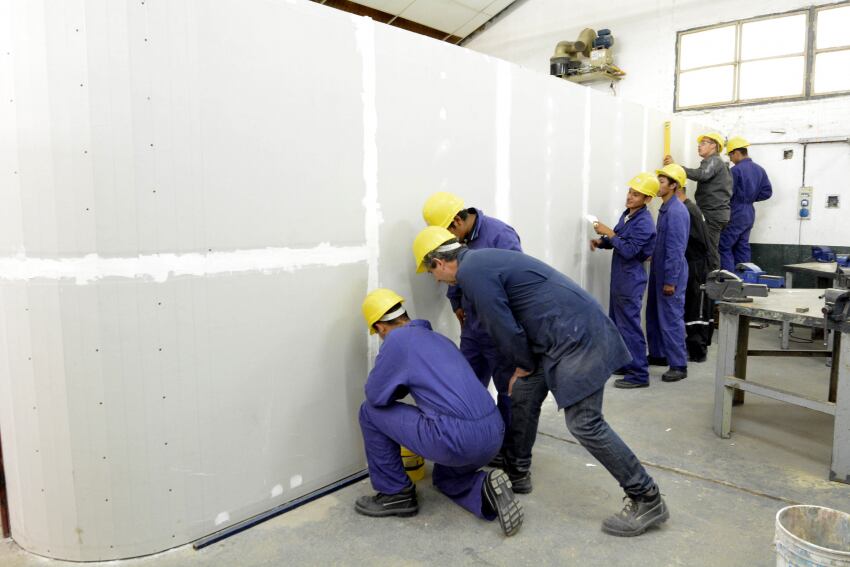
[
  {"x1": 543, "y1": 94, "x2": 554, "y2": 264},
  {"x1": 0, "y1": 244, "x2": 369, "y2": 284},
  {"x1": 354, "y1": 16, "x2": 380, "y2": 364},
  {"x1": 495, "y1": 60, "x2": 511, "y2": 221},
  {"x1": 580, "y1": 88, "x2": 592, "y2": 287},
  {"x1": 641, "y1": 107, "x2": 649, "y2": 171}
]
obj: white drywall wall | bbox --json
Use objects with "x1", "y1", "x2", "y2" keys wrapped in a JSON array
[{"x1": 0, "y1": 0, "x2": 708, "y2": 560}]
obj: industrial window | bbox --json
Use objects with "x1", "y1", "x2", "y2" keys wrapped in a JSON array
[
  {"x1": 813, "y1": 4, "x2": 850, "y2": 94},
  {"x1": 675, "y1": 3, "x2": 850, "y2": 110}
]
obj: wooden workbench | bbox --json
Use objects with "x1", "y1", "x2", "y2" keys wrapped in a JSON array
[{"x1": 713, "y1": 288, "x2": 850, "y2": 483}]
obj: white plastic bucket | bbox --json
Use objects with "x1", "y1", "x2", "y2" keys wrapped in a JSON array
[{"x1": 775, "y1": 505, "x2": 850, "y2": 566}]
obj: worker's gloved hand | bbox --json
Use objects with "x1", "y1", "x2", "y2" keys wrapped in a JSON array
[
  {"x1": 593, "y1": 221, "x2": 614, "y2": 237},
  {"x1": 590, "y1": 239, "x2": 602, "y2": 251},
  {"x1": 454, "y1": 308, "x2": 465, "y2": 326},
  {"x1": 663, "y1": 155, "x2": 674, "y2": 166},
  {"x1": 663, "y1": 284, "x2": 676, "y2": 296},
  {"x1": 508, "y1": 367, "x2": 531, "y2": 396}
]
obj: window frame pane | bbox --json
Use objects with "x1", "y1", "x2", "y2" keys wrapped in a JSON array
[
  {"x1": 812, "y1": 48, "x2": 850, "y2": 94},
  {"x1": 738, "y1": 55, "x2": 807, "y2": 101},
  {"x1": 739, "y1": 12, "x2": 808, "y2": 62},
  {"x1": 678, "y1": 24, "x2": 738, "y2": 71},
  {"x1": 815, "y1": 4, "x2": 850, "y2": 50},
  {"x1": 677, "y1": 65, "x2": 737, "y2": 109}
]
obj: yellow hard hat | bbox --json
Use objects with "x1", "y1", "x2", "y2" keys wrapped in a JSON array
[
  {"x1": 697, "y1": 133, "x2": 724, "y2": 153},
  {"x1": 627, "y1": 172, "x2": 660, "y2": 198},
  {"x1": 362, "y1": 288, "x2": 405, "y2": 334},
  {"x1": 422, "y1": 192, "x2": 465, "y2": 228},
  {"x1": 726, "y1": 136, "x2": 749, "y2": 154},
  {"x1": 655, "y1": 163, "x2": 687, "y2": 189},
  {"x1": 413, "y1": 226, "x2": 456, "y2": 273}
]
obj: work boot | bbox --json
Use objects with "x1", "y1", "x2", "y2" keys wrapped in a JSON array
[
  {"x1": 507, "y1": 470, "x2": 532, "y2": 494},
  {"x1": 662, "y1": 367, "x2": 687, "y2": 382},
  {"x1": 354, "y1": 484, "x2": 418, "y2": 517},
  {"x1": 488, "y1": 452, "x2": 506, "y2": 469},
  {"x1": 614, "y1": 378, "x2": 649, "y2": 389},
  {"x1": 483, "y1": 469, "x2": 524, "y2": 536},
  {"x1": 602, "y1": 487, "x2": 669, "y2": 537},
  {"x1": 647, "y1": 356, "x2": 668, "y2": 366}
]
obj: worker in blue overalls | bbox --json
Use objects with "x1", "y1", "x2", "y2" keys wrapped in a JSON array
[
  {"x1": 647, "y1": 164, "x2": 691, "y2": 383},
  {"x1": 421, "y1": 192, "x2": 527, "y2": 490},
  {"x1": 590, "y1": 173, "x2": 658, "y2": 389},
  {"x1": 719, "y1": 136, "x2": 773, "y2": 271},
  {"x1": 356, "y1": 288, "x2": 523, "y2": 537},
  {"x1": 413, "y1": 228, "x2": 670, "y2": 537}
]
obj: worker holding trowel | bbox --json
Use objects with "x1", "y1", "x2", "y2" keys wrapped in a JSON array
[
  {"x1": 421, "y1": 192, "x2": 530, "y2": 491},
  {"x1": 590, "y1": 172, "x2": 658, "y2": 389},
  {"x1": 355, "y1": 288, "x2": 523, "y2": 537},
  {"x1": 413, "y1": 227, "x2": 670, "y2": 537}
]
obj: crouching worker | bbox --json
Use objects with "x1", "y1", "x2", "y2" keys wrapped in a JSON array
[{"x1": 356, "y1": 288, "x2": 524, "y2": 537}]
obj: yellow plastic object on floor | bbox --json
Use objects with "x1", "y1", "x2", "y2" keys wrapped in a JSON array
[{"x1": 400, "y1": 446, "x2": 425, "y2": 482}]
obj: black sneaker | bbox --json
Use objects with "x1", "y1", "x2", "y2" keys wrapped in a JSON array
[
  {"x1": 355, "y1": 485, "x2": 419, "y2": 517},
  {"x1": 483, "y1": 469, "x2": 524, "y2": 536},
  {"x1": 647, "y1": 356, "x2": 668, "y2": 366},
  {"x1": 689, "y1": 355, "x2": 707, "y2": 363},
  {"x1": 614, "y1": 378, "x2": 649, "y2": 389},
  {"x1": 507, "y1": 470, "x2": 532, "y2": 494},
  {"x1": 662, "y1": 368, "x2": 687, "y2": 382},
  {"x1": 602, "y1": 489, "x2": 669, "y2": 537}
]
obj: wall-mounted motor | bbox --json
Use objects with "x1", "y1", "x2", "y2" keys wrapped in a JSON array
[{"x1": 550, "y1": 28, "x2": 625, "y2": 84}]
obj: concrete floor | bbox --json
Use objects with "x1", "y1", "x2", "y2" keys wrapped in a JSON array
[{"x1": 1, "y1": 325, "x2": 848, "y2": 566}]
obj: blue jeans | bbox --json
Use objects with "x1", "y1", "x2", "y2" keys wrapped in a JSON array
[{"x1": 564, "y1": 387, "x2": 656, "y2": 498}]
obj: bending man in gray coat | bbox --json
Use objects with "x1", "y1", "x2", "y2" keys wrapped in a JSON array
[{"x1": 665, "y1": 132, "x2": 732, "y2": 270}]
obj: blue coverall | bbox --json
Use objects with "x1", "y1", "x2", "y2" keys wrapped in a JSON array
[
  {"x1": 597, "y1": 206, "x2": 657, "y2": 385},
  {"x1": 719, "y1": 158, "x2": 772, "y2": 271},
  {"x1": 446, "y1": 210, "x2": 521, "y2": 448},
  {"x1": 359, "y1": 319, "x2": 504, "y2": 519},
  {"x1": 647, "y1": 197, "x2": 690, "y2": 370},
  {"x1": 455, "y1": 248, "x2": 657, "y2": 498}
]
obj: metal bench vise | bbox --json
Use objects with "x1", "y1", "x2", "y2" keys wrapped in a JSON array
[{"x1": 703, "y1": 270, "x2": 770, "y2": 303}]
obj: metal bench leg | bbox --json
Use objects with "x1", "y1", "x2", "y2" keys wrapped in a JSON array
[
  {"x1": 733, "y1": 316, "x2": 749, "y2": 406},
  {"x1": 714, "y1": 311, "x2": 739, "y2": 438},
  {"x1": 830, "y1": 332, "x2": 849, "y2": 483}
]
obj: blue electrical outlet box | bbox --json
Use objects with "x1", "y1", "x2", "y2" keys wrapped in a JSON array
[{"x1": 799, "y1": 187, "x2": 813, "y2": 220}]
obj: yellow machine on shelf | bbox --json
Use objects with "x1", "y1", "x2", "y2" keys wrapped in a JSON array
[{"x1": 550, "y1": 28, "x2": 626, "y2": 84}]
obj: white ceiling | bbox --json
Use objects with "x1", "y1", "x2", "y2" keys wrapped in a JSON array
[{"x1": 355, "y1": 0, "x2": 516, "y2": 38}]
